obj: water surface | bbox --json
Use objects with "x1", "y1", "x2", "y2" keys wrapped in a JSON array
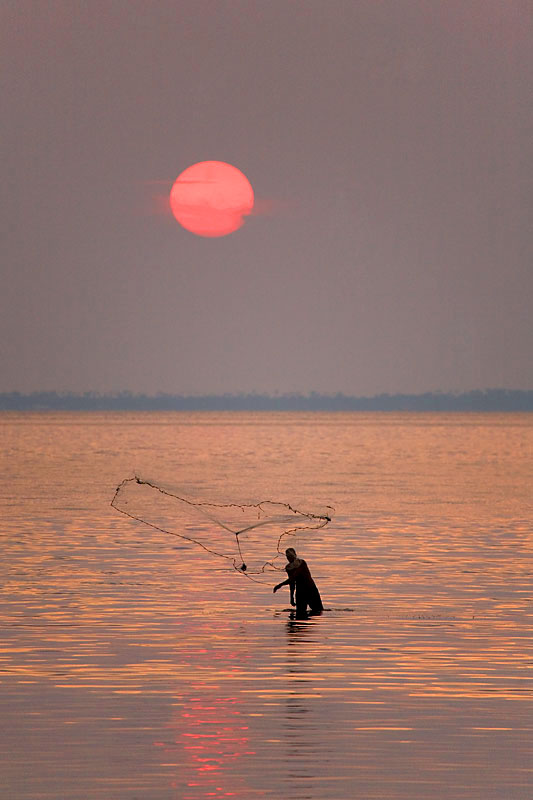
[{"x1": 1, "y1": 412, "x2": 532, "y2": 799}]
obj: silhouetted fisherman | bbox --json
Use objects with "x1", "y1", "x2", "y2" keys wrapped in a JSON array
[{"x1": 273, "y1": 547, "x2": 323, "y2": 617}]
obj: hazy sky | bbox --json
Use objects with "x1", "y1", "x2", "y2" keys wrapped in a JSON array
[{"x1": 2, "y1": 0, "x2": 532, "y2": 395}]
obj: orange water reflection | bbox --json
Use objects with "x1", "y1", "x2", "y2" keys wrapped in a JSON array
[
  {"x1": 0, "y1": 412, "x2": 532, "y2": 799},
  {"x1": 152, "y1": 625, "x2": 255, "y2": 799},
  {"x1": 162, "y1": 693, "x2": 252, "y2": 798}
]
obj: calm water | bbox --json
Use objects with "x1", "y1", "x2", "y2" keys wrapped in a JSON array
[{"x1": 1, "y1": 412, "x2": 532, "y2": 799}]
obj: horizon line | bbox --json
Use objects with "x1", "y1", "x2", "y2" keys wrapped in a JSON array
[{"x1": 1, "y1": 388, "x2": 532, "y2": 412}]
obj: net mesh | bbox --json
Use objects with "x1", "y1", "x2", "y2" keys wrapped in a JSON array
[{"x1": 111, "y1": 476, "x2": 333, "y2": 582}]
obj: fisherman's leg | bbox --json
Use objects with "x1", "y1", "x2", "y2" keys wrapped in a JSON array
[
  {"x1": 308, "y1": 586, "x2": 324, "y2": 612},
  {"x1": 295, "y1": 592, "x2": 309, "y2": 619}
]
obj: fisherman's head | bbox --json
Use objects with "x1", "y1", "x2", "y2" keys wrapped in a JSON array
[{"x1": 285, "y1": 547, "x2": 297, "y2": 562}]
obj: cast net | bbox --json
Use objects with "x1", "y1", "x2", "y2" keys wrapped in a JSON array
[{"x1": 111, "y1": 476, "x2": 333, "y2": 582}]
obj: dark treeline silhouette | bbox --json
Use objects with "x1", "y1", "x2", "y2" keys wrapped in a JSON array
[{"x1": 1, "y1": 389, "x2": 532, "y2": 411}]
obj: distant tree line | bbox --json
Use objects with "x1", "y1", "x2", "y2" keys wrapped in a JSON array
[{"x1": 1, "y1": 389, "x2": 532, "y2": 411}]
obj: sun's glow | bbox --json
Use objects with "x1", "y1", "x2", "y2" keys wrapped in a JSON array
[{"x1": 170, "y1": 161, "x2": 254, "y2": 237}]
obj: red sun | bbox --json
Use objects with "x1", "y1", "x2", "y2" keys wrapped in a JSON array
[{"x1": 170, "y1": 161, "x2": 254, "y2": 237}]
